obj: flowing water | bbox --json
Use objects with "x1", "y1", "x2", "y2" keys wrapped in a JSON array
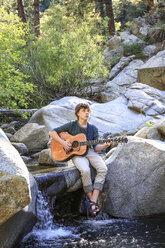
[{"x1": 17, "y1": 190, "x2": 165, "y2": 248}]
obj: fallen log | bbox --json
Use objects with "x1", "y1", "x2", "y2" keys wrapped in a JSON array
[{"x1": 0, "y1": 109, "x2": 37, "y2": 117}]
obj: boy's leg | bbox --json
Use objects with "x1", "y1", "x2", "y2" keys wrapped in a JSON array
[
  {"x1": 86, "y1": 148, "x2": 108, "y2": 192},
  {"x1": 72, "y1": 156, "x2": 93, "y2": 194}
]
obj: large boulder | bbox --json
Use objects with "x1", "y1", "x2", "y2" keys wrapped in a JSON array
[
  {"x1": 106, "y1": 35, "x2": 122, "y2": 50},
  {"x1": 135, "y1": 116, "x2": 165, "y2": 140},
  {"x1": 29, "y1": 96, "x2": 152, "y2": 136},
  {"x1": 131, "y1": 17, "x2": 151, "y2": 39},
  {"x1": 104, "y1": 46, "x2": 123, "y2": 67},
  {"x1": 138, "y1": 50, "x2": 165, "y2": 91},
  {"x1": 10, "y1": 123, "x2": 49, "y2": 152},
  {"x1": 102, "y1": 59, "x2": 144, "y2": 101},
  {"x1": 104, "y1": 136, "x2": 165, "y2": 218},
  {"x1": 142, "y1": 45, "x2": 157, "y2": 57},
  {"x1": 38, "y1": 148, "x2": 58, "y2": 166},
  {"x1": 125, "y1": 83, "x2": 165, "y2": 116},
  {"x1": 135, "y1": 126, "x2": 162, "y2": 140},
  {"x1": 0, "y1": 129, "x2": 31, "y2": 225},
  {"x1": 109, "y1": 55, "x2": 135, "y2": 80},
  {"x1": 0, "y1": 174, "x2": 37, "y2": 248},
  {"x1": 106, "y1": 59, "x2": 144, "y2": 88},
  {"x1": 29, "y1": 96, "x2": 90, "y2": 132}
]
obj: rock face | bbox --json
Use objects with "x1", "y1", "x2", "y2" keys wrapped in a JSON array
[
  {"x1": 125, "y1": 83, "x2": 165, "y2": 116},
  {"x1": 138, "y1": 50, "x2": 165, "y2": 91},
  {"x1": 0, "y1": 129, "x2": 31, "y2": 225},
  {"x1": 131, "y1": 17, "x2": 150, "y2": 39},
  {"x1": 29, "y1": 96, "x2": 90, "y2": 132},
  {"x1": 38, "y1": 148, "x2": 57, "y2": 165},
  {"x1": 10, "y1": 123, "x2": 49, "y2": 152},
  {"x1": 104, "y1": 46, "x2": 123, "y2": 67},
  {"x1": 29, "y1": 96, "x2": 152, "y2": 137},
  {"x1": 104, "y1": 136, "x2": 165, "y2": 218},
  {"x1": 0, "y1": 174, "x2": 37, "y2": 248},
  {"x1": 135, "y1": 116, "x2": 165, "y2": 140}
]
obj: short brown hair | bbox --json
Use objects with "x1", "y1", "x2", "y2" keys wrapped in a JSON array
[{"x1": 75, "y1": 102, "x2": 91, "y2": 118}]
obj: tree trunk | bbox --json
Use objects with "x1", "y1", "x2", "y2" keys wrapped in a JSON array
[
  {"x1": 104, "y1": 0, "x2": 116, "y2": 36},
  {"x1": 34, "y1": 0, "x2": 40, "y2": 37},
  {"x1": 100, "y1": 0, "x2": 105, "y2": 18},
  {"x1": 146, "y1": 0, "x2": 154, "y2": 12},
  {"x1": 17, "y1": 0, "x2": 27, "y2": 23}
]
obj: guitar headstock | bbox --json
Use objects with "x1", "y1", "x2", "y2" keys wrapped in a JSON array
[{"x1": 114, "y1": 136, "x2": 128, "y2": 143}]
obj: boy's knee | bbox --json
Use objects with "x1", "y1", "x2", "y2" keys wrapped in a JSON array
[
  {"x1": 81, "y1": 167, "x2": 91, "y2": 176},
  {"x1": 99, "y1": 165, "x2": 108, "y2": 175}
]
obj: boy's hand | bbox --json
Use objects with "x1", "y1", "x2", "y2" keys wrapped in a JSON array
[
  {"x1": 62, "y1": 140, "x2": 72, "y2": 151},
  {"x1": 105, "y1": 140, "x2": 113, "y2": 148}
]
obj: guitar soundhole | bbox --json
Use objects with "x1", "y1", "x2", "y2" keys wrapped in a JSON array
[{"x1": 72, "y1": 141, "x2": 79, "y2": 148}]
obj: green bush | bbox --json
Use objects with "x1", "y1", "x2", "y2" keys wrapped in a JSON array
[
  {"x1": 25, "y1": 3, "x2": 108, "y2": 101},
  {"x1": 123, "y1": 42, "x2": 146, "y2": 58},
  {"x1": 113, "y1": 0, "x2": 147, "y2": 31},
  {"x1": 0, "y1": 7, "x2": 34, "y2": 109}
]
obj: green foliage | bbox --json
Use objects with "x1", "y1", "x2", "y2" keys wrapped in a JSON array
[
  {"x1": 123, "y1": 42, "x2": 146, "y2": 58},
  {"x1": 143, "y1": 121, "x2": 153, "y2": 127},
  {"x1": 0, "y1": 7, "x2": 34, "y2": 109},
  {"x1": 149, "y1": 24, "x2": 165, "y2": 43},
  {"x1": 113, "y1": 0, "x2": 147, "y2": 31},
  {"x1": 25, "y1": 3, "x2": 108, "y2": 100}
]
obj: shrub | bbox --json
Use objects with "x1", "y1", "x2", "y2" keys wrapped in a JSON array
[
  {"x1": 0, "y1": 7, "x2": 34, "y2": 109},
  {"x1": 123, "y1": 42, "x2": 146, "y2": 58},
  {"x1": 25, "y1": 3, "x2": 108, "y2": 101}
]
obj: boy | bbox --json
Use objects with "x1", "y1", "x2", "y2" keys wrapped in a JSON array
[{"x1": 49, "y1": 102, "x2": 111, "y2": 216}]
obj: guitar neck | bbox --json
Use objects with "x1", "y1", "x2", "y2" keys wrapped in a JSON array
[{"x1": 80, "y1": 137, "x2": 126, "y2": 146}]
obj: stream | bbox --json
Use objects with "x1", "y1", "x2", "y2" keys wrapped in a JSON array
[{"x1": 16, "y1": 190, "x2": 165, "y2": 248}]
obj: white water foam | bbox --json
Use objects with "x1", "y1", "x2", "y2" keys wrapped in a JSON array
[{"x1": 22, "y1": 190, "x2": 79, "y2": 243}]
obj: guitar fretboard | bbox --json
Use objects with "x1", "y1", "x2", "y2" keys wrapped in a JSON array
[{"x1": 79, "y1": 137, "x2": 127, "y2": 146}]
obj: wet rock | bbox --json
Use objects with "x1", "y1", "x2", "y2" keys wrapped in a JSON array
[
  {"x1": 21, "y1": 156, "x2": 33, "y2": 163},
  {"x1": 5, "y1": 133, "x2": 13, "y2": 140},
  {"x1": 11, "y1": 142, "x2": 29, "y2": 155},
  {"x1": 38, "y1": 148, "x2": 57, "y2": 166}
]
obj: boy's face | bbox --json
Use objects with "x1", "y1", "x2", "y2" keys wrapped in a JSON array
[{"x1": 77, "y1": 107, "x2": 90, "y2": 120}]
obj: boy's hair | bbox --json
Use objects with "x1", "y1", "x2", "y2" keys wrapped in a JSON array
[{"x1": 75, "y1": 102, "x2": 91, "y2": 119}]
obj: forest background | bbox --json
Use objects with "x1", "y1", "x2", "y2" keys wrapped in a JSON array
[{"x1": 0, "y1": 0, "x2": 158, "y2": 112}]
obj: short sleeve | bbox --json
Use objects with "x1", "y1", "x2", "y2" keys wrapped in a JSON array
[
  {"x1": 92, "y1": 125, "x2": 99, "y2": 149},
  {"x1": 52, "y1": 122, "x2": 72, "y2": 133},
  {"x1": 93, "y1": 125, "x2": 99, "y2": 140}
]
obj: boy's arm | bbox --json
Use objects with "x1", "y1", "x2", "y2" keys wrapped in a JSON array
[
  {"x1": 94, "y1": 142, "x2": 112, "y2": 152},
  {"x1": 49, "y1": 131, "x2": 71, "y2": 151}
]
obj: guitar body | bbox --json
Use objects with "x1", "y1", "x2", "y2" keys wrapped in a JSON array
[{"x1": 51, "y1": 132, "x2": 88, "y2": 162}]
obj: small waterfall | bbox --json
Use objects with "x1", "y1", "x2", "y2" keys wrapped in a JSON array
[
  {"x1": 19, "y1": 189, "x2": 79, "y2": 248},
  {"x1": 34, "y1": 190, "x2": 54, "y2": 230},
  {"x1": 17, "y1": 189, "x2": 165, "y2": 248}
]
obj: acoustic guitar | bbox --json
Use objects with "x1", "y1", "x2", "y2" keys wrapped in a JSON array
[{"x1": 51, "y1": 132, "x2": 128, "y2": 162}]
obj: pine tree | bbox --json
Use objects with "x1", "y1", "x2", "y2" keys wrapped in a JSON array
[
  {"x1": 34, "y1": 0, "x2": 40, "y2": 37},
  {"x1": 104, "y1": 0, "x2": 116, "y2": 36},
  {"x1": 17, "y1": 0, "x2": 27, "y2": 22}
]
